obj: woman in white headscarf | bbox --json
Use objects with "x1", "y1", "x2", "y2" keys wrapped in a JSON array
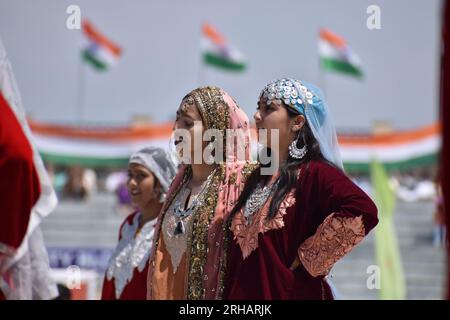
[{"x1": 101, "y1": 147, "x2": 177, "y2": 300}]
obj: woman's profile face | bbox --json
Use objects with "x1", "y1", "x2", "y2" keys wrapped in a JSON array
[
  {"x1": 174, "y1": 97, "x2": 206, "y2": 164},
  {"x1": 254, "y1": 99, "x2": 303, "y2": 152}
]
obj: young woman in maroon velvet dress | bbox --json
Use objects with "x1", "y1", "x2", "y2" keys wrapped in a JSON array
[{"x1": 224, "y1": 78, "x2": 378, "y2": 300}]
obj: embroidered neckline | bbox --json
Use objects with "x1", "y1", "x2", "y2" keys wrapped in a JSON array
[
  {"x1": 106, "y1": 213, "x2": 156, "y2": 299},
  {"x1": 231, "y1": 169, "x2": 300, "y2": 259},
  {"x1": 231, "y1": 189, "x2": 296, "y2": 259},
  {"x1": 161, "y1": 167, "x2": 219, "y2": 275},
  {"x1": 161, "y1": 189, "x2": 195, "y2": 274}
]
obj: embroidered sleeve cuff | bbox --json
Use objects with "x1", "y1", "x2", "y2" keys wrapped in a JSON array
[{"x1": 298, "y1": 213, "x2": 365, "y2": 277}]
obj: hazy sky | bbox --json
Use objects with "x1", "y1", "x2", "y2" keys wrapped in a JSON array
[{"x1": 0, "y1": 0, "x2": 442, "y2": 131}]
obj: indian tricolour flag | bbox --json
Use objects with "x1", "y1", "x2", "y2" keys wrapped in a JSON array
[
  {"x1": 202, "y1": 23, "x2": 246, "y2": 72},
  {"x1": 82, "y1": 20, "x2": 122, "y2": 71},
  {"x1": 319, "y1": 28, "x2": 362, "y2": 78}
]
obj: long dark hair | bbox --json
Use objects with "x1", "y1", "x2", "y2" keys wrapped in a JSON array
[{"x1": 230, "y1": 106, "x2": 331, "y2": 220}]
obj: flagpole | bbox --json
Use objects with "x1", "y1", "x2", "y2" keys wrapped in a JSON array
[
  {"x1": 198, "y1": 59, "x2": 205, "y2": 87},
  {"x1": 198, "y1": 22, "x2": 205, "y2": 87},
  {"x1": 317, "y1": 28, "x2": 326, "y2": 97},
  {"x1": 318, "y1": 59, "x2": 327, "y2": 96},
  {"x1": 198, "y1": 33, "x2": 206, "y2": 87},
  {"x1": 77, "y1": 57, "x2": 86, "y2": 123}
]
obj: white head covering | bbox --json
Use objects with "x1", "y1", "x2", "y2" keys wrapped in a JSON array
[{"x1": 129, "y1": 147, "x2": 178, "y2": 193}]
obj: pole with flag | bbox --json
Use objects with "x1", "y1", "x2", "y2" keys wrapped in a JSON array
[
  {"x1": 318, "y1": 28, "x2": 363, "y2": 93},
  {"x1": 370, "y1": 157, "x2": 406, "y2": 300},
  {"x1": 78, "y1": 19, "x2": 123, "y2": 122},
  {"x1": 200, "y1": 22, "x2": 246, "y2": 85}
]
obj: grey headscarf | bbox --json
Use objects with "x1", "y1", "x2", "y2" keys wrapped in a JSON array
[{"x1": 129, "y1": 147, "x2": 178, "y2": 195}]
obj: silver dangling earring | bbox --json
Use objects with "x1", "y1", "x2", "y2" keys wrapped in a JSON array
[{"x1": 288, "y1": 131, "x2": 307, "y2": 159}]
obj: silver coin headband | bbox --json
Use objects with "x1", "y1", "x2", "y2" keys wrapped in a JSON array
[{"x1": 259, "y1": 78, "x2": 314, "y2": 115}]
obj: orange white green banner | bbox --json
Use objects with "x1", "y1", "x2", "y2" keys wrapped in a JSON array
[{"x1": 28, "y1": 119, "x2": 440, "y2": 173}]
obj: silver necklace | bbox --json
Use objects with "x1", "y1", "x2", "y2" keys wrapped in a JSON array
[
  {"x1": 243, "y1": 179, "x2": 278, "y2": 224},
  {"x1": 172, "y1": 168, "x2": 216, "y2": 235}
]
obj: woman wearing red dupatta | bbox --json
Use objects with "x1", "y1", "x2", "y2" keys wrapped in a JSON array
[{"x1": 224, "y1": 78, "x2": 378, "y2": 300}]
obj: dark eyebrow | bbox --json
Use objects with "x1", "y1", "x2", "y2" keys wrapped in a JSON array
[
  {"x1": 133, "y1": 168, "x2": 150, "y2": 175},
  {"x1": 177, "y1": 107, "x2": 194, "y2": 120},
  {"x1": 257, "y1": 100, "x2": 268, "y2": 108}
]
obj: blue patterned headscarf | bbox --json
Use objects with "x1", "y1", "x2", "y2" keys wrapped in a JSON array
[{"x1": 259, "y1": 78, "x2": 343, "y2": 169}]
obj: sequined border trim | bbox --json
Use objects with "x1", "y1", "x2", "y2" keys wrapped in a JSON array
[
  {"x1": 189, "y1": 86, "x2": 228, "y2": 132},
  {"x1": 186, "y1": 165, "x2": 224, "y2": 300},
  {"x1": 148, "y1": 167, "x2": 192, "y2": 298},
  {"x1": 187, "y1": 87, "x2": 230, "y2": 162}
]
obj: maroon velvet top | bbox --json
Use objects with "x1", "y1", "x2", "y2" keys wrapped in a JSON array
[
  {"x1": 224, "y1": 160, "x2": 378, "y2": 300},
  {"x1": 101, "y1": 262, "x2": 149, "y2": 300},
  {"x1": 101, "y1": 212, "x2": 150, "y2": 300}
]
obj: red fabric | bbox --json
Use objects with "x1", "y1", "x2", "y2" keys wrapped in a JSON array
[
  {"x1": 101, "y1": 212, "x2": 149, "y2": 300},
  {"x1": 0, "y1": 92, "x2": 40, "y2": 254},
  {"x1": 440, "y1": 0, "x2": 450, "y2": 300},
  {"x1": 101, "y1": 264, "x2": 149, "y2": 300},
  {"x1": 224, "y1": 160, "x2": 378, "y2": 300}
]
